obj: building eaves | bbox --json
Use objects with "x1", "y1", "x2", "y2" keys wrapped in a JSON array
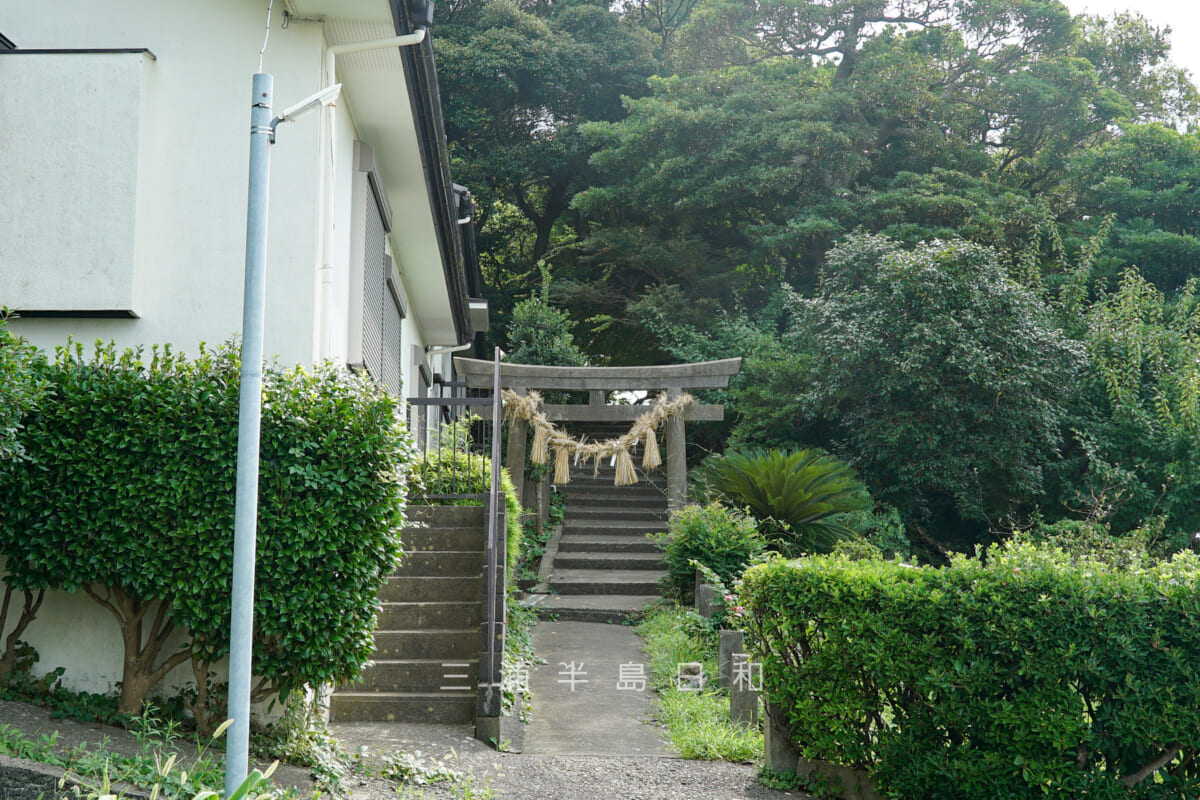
[{"x1": 388, "y1": 0, "x2": 474, "y2": 346}]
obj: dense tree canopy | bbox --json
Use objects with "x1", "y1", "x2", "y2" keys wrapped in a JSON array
[
  {"x1": 1068, "y1": 124, "x2": 1200, "y2": 290},
  {"x1": 436, "y1": 0, "x2": 1200, "y2": 550},
  {"x1": 435, "y1": 0, "x2": 656, "y2": 321},
  {"x1": 569, "y1": 4, "x2": 1195, "y2": 338}
]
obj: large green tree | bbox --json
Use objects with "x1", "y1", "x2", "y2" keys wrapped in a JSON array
[
  {"x1": 566, "y1": 3, "x2": 1194, "y2": 360},
  {"x1": 505, "y1": 282, "x2": 589, "y2": 367},
  {"x1": 435, "y1": 0, "x2": 655, "y2": 305},
  {"x1": 798, "y1": 234, "x2": 1082, "y2": 546},
  {"x1": 1067, "y1": 124, "x2": 1200, "y2": 291}
]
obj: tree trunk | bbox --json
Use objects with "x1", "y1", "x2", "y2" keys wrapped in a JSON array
[
  {"x1": 0, "y1": 586, "x2": 45, "y2": 678},
  {"x1": 187, "y1": 656, "x2": 215, "y2": 738},
  {"x1": 83, "y1": 584, "x2": 193, "y2": 714}
]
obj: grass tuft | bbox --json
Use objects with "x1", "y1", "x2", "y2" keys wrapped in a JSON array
[{"x1": 636, "y1": 605, "x2": 762, "y2": 763}]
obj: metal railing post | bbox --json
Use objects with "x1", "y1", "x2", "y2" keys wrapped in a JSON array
[{"x1": 477, "y1": 347, "x2": 504, "y2": 736}]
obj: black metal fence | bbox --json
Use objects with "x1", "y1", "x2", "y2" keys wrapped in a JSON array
[
  {"x1": 407, "y1": 384, "x2": 497, "y2": 502},
  {"x1": 406, "y1": 351, "x2": 506, "y2": 727}
]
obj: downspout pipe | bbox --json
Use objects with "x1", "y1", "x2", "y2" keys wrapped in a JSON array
[
  {"x1": 315, "y1": 29, "x2": 427, "y2": 363},
  {"x1": 425, "y1": 342, "x2": 473, "y2": 358},
  {"x1": 425, "y1": 341, "x2": 473, "y2": 388}
]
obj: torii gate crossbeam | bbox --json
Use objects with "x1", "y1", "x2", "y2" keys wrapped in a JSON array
[{"x1": 454, "y1": 357, "x2": 742, "y2": 510}]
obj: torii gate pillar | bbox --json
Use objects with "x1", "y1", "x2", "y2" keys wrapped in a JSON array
[
  {"x1": 506, "y1": 414, "x2": 528, "y2": 507},
  {"x1": 664, "y1": 386, "x2": 687, "y2": 511}
]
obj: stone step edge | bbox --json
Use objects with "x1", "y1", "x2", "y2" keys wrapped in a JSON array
[
  {"x1": 361, "y1": 658, "x2": 479, "y2": 666},
  {"x1": 374, "y1": 627, "x2": 478, "y2": 635},
  {"x1": 331, "y1": 690, "x2": 480, "y2": 695},
  {"x1": 553, "y1": 552, "x2": 665, "y2": 561},
  {"x1": 551, "y1": 572, "x2": 668, "y2": 581}
]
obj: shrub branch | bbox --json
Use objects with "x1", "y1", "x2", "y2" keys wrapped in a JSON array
[
  {"x1": 1120, "y1": 744, "x2": 1182, "y2": 787},
  {"x1": 83, "y1": 583, "x2": 192, "y2": 713},
  {"x1": 0, "y1": 585, "x2": 44, "y2": 677}
]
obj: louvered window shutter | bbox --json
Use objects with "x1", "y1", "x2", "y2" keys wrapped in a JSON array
[
  {"x1": 361, "y1": 202, "x2": 386, "y2": 382},
  {"x1": 382, "y1": 256, "x2": 405, "y2": 397},
  {"x1": 347, "y1": 141, "x2": 399, "y2": 392}
]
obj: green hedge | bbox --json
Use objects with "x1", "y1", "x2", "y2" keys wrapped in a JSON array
[
  {"x1": 411, "y1": 451, "x2": 522, "y2": 571},
  {"x1": 740, "y1": 543, "x2": 1200, "y2": 799},
  {"x1": 0, "y1": 318, "x2": 46, "y2": 462},
  {"x1": 0, "y1": 341, "x2": 414, "y2": 711}
]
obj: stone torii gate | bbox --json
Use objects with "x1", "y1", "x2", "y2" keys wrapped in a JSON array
[{"x1": 454, "y1": 357, "x2": 742, "y2": 510}]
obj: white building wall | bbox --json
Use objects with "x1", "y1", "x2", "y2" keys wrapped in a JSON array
[
  {"x1": 2, "y1": 0, "x2": 445, "y2": 375},
  {"x1": 0, "y1": 52, "x2": 150, "y2": 312},
  {"x1": 0, "y1": 0, "x2": 451, "y2": 700},
  {"x1": 1, "y1": 0, "x2": 325, "y2": 365}
]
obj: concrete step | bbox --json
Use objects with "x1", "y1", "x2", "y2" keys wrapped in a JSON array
[
  {"x1": 549, "y1": 569, "x2": 667, "y2": 595},
  {"x1": 566, "y1": 508, "x2": 668, "y2": 522},
  {"x1": 522, "y1": 593, "x2": 666, "y2": 623},
  {"x1": 372, "y1": 629, "x2": 478, "y2": 660},
  {"x1": 347, "y1": 659, "x2": 478, "y2": 692},
  {"x1": 552, "y1": 552, "x2": 665, "y2": 570},
  {"x1": 562, "y1": 508, "x2": 666, "y2": 523},
  {"x1": 394, "y1": 551, "x2": 484, "y2": 577},
  {"x1": 563, "y1": 520, "x2": 667, "y2": 535},
  {"x1": 380, "y1": 576, "x2": 480, "y2": 602},
  {"x1": 559, "y1": 486, "x2": 666, "y2": 501},
  {"x1": 405, "y1": 504, "x2": 487, "y2": 528},
  {"x1": 556, "y1": 535, "x2": 661, "y2": 553},
  {"x1": 401, "y1": 526, "x2": 485, "y2": 552},
  {"x1": 562, "y1": 495, "x2": 667, "y2": 509},
  {"x1": 379, "y1": 601, "x2": 480, "y2": 630},
  {"x1": 329, "y1": 692, "x2": 475, "y2": 724},
  {"x1": 566, "y1": 514, "x2": 667, "y2": 526}
]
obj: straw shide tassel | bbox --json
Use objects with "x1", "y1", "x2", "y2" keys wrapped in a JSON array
[
  {"x1": 530, "y1": 424, "x2": 549, "y2": 464},
  {"x1": 642, "y1": 429, "x2": 661, "y2": 470},
  {"x1": 554, "y1": 445, "x2": 572, "y2": 485},
  {"x1": 500, "y1": 388, "x2": 694, "y2": 486},
  {"x1": 614, "y1": 450, "x2": 637, "y2": 486}
]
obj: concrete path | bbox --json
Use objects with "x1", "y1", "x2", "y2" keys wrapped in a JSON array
[{"x1": 522, "y1": 620, "x2": 669, "y2": 756}]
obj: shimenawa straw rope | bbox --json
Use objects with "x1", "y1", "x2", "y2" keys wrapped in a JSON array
[{"x1": 502, "y1": 390, "x2": 694, "y2": 486}]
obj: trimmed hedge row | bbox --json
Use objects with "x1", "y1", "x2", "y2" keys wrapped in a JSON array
[
  {"x1": 740, "y1": 544, "x2": 1200, "y2": 799},
  {"x1": 0, "y1": 341, "x2": 415, "y2": 715},
  {"x1": 0, "y1": 320, "x2": 47, "y2": 462}
]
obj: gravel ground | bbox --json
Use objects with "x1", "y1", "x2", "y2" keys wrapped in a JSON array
[
  {"x1": 366, "y1": 753, "x2": 803, "y2": 800},
  {"x1": 333, "y1": 720, "x2": 806, "y2": 800},
  {"x1": 0, "y1": 700, "x2": 808, "y2": 800}
]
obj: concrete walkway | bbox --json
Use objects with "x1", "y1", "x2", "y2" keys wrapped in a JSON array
[{"x1": 522, "y1": 621, "x2": 669, "y2": 756}]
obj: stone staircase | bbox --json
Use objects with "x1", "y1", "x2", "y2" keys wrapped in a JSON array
[
  {"x1": 330, "y1": 505, "x2": 493, "y2": 723},
  {"x1": 532, "y1": 451, "x2": 670, "y2": 621}
]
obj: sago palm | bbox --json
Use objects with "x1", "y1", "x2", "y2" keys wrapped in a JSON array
[{"x1": 700, "y1": 448, "x2": 870, "y2": 555}]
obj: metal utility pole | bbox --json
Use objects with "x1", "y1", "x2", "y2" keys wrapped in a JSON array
[{"x1": 226, "y1": 70, "x2": 274, "y2": 799}]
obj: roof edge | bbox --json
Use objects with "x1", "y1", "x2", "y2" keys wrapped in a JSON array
[{"x1": 389, "y1": 0, "x2": 474, "y2": 346}]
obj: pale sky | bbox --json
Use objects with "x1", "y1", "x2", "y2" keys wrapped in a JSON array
[{"x1": 1064, "y1": 0, "x2": 1200, "y2": 85}]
